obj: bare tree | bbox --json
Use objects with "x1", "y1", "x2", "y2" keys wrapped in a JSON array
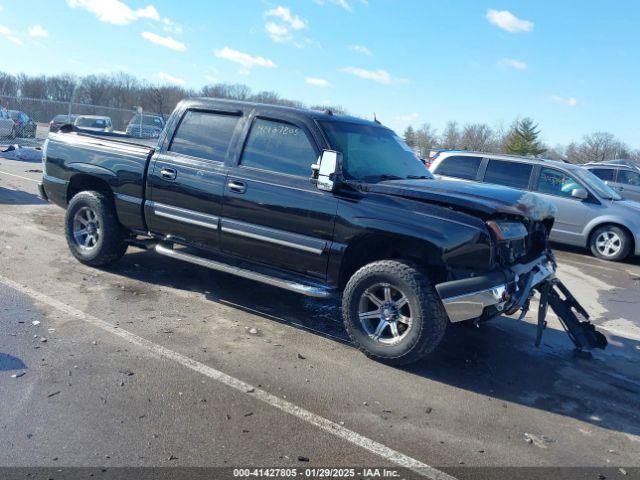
[
  {"x1": 440, "y1": 121, "x2": 461, "y2": 149},
  {"x1": 460, "y1": 123, "x2": 496, "y2": 152}
]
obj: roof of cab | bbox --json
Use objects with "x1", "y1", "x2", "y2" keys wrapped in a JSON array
[{"x1": 184, "y1": 97, "x2": 383, "y2": 127}]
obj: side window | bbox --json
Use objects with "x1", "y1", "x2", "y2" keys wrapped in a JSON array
[
  {"x1": 535, "y1": 167, "x2": 581, "y2": 198},
  {"x1": 169, "y1": 110, "x2": 240, "y2": 162},
  {"x1": 590, "y1": 168, "x2": 615, "y2": 182},
  {"x1": 240, "y1": 118, "x2": 317, "y2": 177},
  {"x1": 483, "y1": 160, "x2": 533, "y2": 190},
  {"x1": 434, "y1": 156, "x2": 482, "y2": 180},
  {"x1": 618, "y1": 169, "x2": 640, "y2": 186}
]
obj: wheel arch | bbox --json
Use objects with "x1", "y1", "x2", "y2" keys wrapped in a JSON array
[
  {"x1": 337, "y1": 232, "x2": 447, "y2": 290},
  {"x1": 66, "y1": 174, "x2": 114, "y2": 203}
]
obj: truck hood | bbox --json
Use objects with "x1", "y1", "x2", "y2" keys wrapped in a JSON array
[{"x1": 359, "y1": 178, "x2": 557, "y2": 221}]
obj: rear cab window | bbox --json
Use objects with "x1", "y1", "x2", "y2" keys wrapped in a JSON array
[
  {"x1": 483, "y1": 159, "x2": 533, "y2": 190},
  {"x1": 434, "y1": 155, "x2": 482, "y2": 180},
  {"x1": 169, "y1": 110, "x2": 241, "y2": 162},
  {"x1": 239, "y1": 118, "x2": 317, "y2": 177}
]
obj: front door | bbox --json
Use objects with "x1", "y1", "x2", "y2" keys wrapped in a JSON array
[
  {"x1": 146, "y1": 108, "x2": 243, "y2": 251},
  {"x1": 533, "y1": 166, "x2": 605, "y2": 246},
  {"x1": 220, "y1": 114, "x2": 337, "y2": 280}
]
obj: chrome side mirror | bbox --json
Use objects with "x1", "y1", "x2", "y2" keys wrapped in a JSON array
[
  {"x1": 571, "y1": 188, "x2": 588, "y2": 200},
  {"x1": 311, "y1": 149, "x2": 342, "y2": 192}
]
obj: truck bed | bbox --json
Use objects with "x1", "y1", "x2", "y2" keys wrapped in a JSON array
[{"x1": 43, "y1": 130, "x2": 156, "y2": 232}]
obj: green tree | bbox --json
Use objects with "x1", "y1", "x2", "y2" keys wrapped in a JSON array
[
  {"x1": 505, "y1": 118, "x2": 546, "y2": 156},
  {"x1": 403, "y1": 125, "x2": 417, "y2": 149}
]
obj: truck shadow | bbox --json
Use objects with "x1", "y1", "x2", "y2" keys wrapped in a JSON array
[
  {"x1": 111, "y1": 249, "x2": 640, "y2": 440},
  {"x1": 0, "y1": 187, "x2": 47, "y2": 205}
]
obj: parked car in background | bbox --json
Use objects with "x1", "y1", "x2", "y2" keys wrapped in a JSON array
[
  {"x1": 9, "y1": 110, "x2": 37, "y2": 138},
  {"x1": 74, "y1": 115, "x2": 113, "y2": 133},
  {"x1": 587, "y1": 158, "x2": 640, "y2": 173},
  {"x1": 49, "y1": 114, "x2": 77, "y2": 133},
  {"x1": 0, "y1": 108, "x2": 15, "y2": 138},
  {"x1": 586, "y1": 163, "x2": 640, "y2": 203},
  {"x1": 430, "y1": 151, "x2": 640, "y2": 261},
  {"x1": 125, "y1": 113, "x2": 164, "y2": 139}
]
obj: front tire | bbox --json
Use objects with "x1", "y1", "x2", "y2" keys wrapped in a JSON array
[
  {"x1": 342, "y1": 260, "x2": 448, "y2": 366},
  {"x1": 589, "y1": 225, "x2": 631, "y2": 261},
  {"x1": 65, "y1": 191, "x2": 128, "y2": 267}
]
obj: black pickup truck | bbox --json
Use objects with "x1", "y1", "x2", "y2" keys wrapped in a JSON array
[{"x1": 39, "y1": 98, "x2": 607, "y2": 364}]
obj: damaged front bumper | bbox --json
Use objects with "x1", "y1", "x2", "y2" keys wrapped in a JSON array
[{"x1": 436, "y1": 253, "x2": 608, "y2": 352}]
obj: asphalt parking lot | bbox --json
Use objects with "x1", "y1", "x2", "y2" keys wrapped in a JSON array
[{"x1": 1, "y1": 154, "x2": 640, "y2": 479}]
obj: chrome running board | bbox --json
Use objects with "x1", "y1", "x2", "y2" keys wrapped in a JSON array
[{"x1": 155, "y1": 244, "x2": 334, "y2": 298}]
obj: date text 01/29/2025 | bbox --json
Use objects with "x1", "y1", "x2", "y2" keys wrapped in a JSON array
[{"x1": 232, "y1": 467, "x2": 402, "y2": 478}]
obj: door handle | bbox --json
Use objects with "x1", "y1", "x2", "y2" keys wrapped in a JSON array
[
  {"x1": 160, "y1": 167, "x2": 177, "y2": 180},
  {"x1": 228, "y1": 180, "x2": 246, "y2": 194}
]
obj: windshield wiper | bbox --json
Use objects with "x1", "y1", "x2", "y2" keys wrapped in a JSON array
[
  {"x1": 407, "y1": 175, "x2": 431, "y2": 179},
  {"x1": 362, "y1": 174, "x2": 405, "y2": 182}
]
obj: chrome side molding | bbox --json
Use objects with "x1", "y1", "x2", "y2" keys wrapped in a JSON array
[{"x1": 154, "y1": 244, "x2": 333, "y2": 298}]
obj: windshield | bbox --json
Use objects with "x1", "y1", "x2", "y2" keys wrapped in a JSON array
[
  {"x1": 130, "y1": 114, "x2": 164, "y2": 127},
  {"x1": 574, "y1": 167, "x2": 622, "y2": 200},
  {"x1": 320, "y1": 121, "x2": 432, "y2": 182}
]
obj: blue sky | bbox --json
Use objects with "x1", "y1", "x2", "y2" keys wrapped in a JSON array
[{"x1": 1, "y1": 0, "x2": 638, "y2": 147}]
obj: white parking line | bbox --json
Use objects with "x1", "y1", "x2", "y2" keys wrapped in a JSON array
[
  {"x1": 0, "y1": 170, "x2": 40, "y2": 183},
  {"x1": 0, "y1": 274, "x2": 456, "y2": 480}
]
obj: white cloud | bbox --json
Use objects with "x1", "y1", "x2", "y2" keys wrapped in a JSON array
[
  {"x1": 314, "y1": 0, "x2": 366, "y2": 12},
  {"x1": 28, "y1": 25, "x2": 49, "y2": 38},
  {"x1": 264, "y1": 6, "x2": 307, "y2": 45},
  {"x1": 157, "y1": 72, "x2": 186, "y2": 86},
  {"x1": 0, "y1": 25, "x2": 22, "y2": 45},
  {"x1": 214, "y1": 46, "x2": 276, "y2": 69},
  {"x1": 67, "y1": 0, "x2": 161, "y2": 25},
  {"x1": 551, "y1": 95, "x2": 578, "y2": 107},
  {"x1": 265, "y1": 6, "x2": 306, "y2": 30},
  {"x1": 306, "y1": 77, "x2": 331, "y2": 87},
  {"x1": 349, "y1": 44, "x2": 372, "y2": 56},
  {"x1": 486, "y1": 9, "x2": 533, "y2": 33},
  {"x1": 141, "y1": 31, "x2": 186, "y2": 51},
  {"x1": 500, "y1": 58, "x2": 527, "y2": 70},
  {"x1": 341, "y1": 66, "x2": 407, "y2": 85},
  {"x1": 265, "y1": 22, "x2": 292, "y2": 43},
  {"x1": 396, "y1": 113, "x2": 419, "y2": 123}
]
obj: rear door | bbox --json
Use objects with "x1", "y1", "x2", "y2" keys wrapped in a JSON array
[
  {"x1": 616, "y1": 168, "x2": 640, "y2": 202},
  {"x1": 220, "y1": 112, "x2": 337, "y2": 280},
  {"x1": 146, "y1": 108, "x2": 243, "y2": 251}
]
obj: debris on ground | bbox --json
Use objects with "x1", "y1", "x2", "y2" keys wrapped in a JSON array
[
  {"x1": 168, "y1": 455, "x2": 178, "y2": 461},
  {"x1": 246, "y1": 327, "x2": 260, "y2": 335},
  {"x1": 619, "y1": 468, "x2": 627, "y2": 476},
  {"x1": 523, "y1": 432, "x2": 554, "y2": 448},
  {"x1": 118, "y1": 369, "x2": 135, "y2": 376},
  {"x1": 297, "y1": 456, "x2": 310, "y2": 462},
  {"x1": 47, "y1": 391, "x2": 61, "y2": 398},
  {"x1": 31, "y1": 320, "x2": 40, "y2": 326},
  {"x1": 39, "y1": 337, "x2": 47, "y2": 343},
  {"x1": 297, "y1": 353, "x2": 306, "y2": 360},
  {"x1": 425, "y1": 407, "x2": 433, "y2": 414},
  {"x1": 11, "y1": 372, "x2": 26, "y2": 378}
]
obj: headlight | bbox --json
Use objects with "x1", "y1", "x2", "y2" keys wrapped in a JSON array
[{"x1": 487, "y1": 221, "x2": 528, "y2": 241}]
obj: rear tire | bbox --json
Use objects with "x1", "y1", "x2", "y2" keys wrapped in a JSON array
[
  {"x1": 342, "y1": 260, "x2": 448, "y2": 366},
  {"x1": 589, "y1": 225, "x2": 631, "y2": 261},
  {"x1": 65, "y1": 191, "x2": 128, "y2": 267}
]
